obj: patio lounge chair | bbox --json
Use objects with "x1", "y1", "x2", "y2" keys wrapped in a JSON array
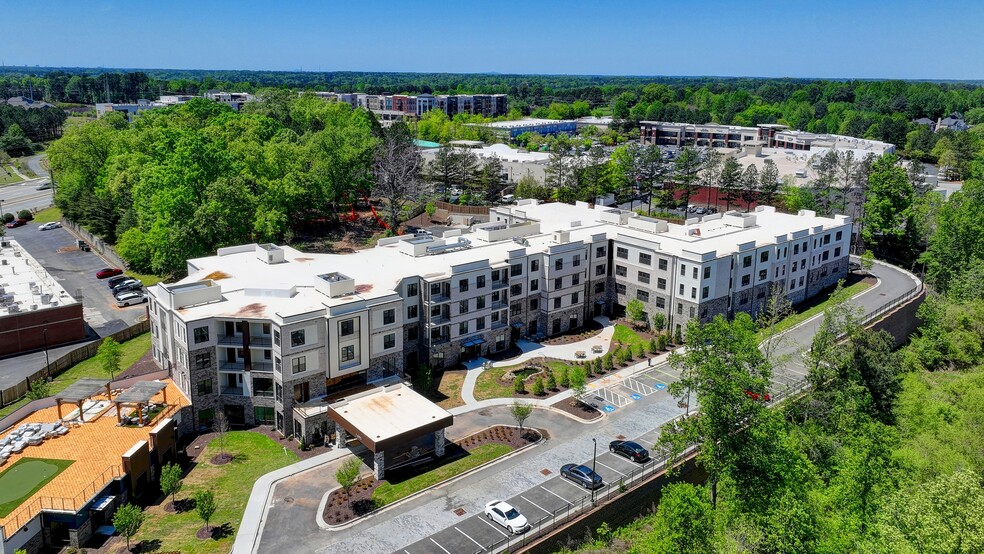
[{"x1": 12, "y1": 440, "x2": 26, "y2": 453}]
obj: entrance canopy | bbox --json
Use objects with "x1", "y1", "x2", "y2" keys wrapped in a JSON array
[
  {"x1": 462, "y1": 337, "x2": 486, "y2": 348},
  {"x1": 328, "y1": 383, "x2": 453, "y2": 452}
]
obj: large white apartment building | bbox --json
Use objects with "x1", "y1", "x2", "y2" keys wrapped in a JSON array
[{"x1": 147, "y1": 201, "x2": 850, "y2": 440}]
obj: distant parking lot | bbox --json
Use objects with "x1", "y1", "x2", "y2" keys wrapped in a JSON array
[{"x1": 3, "y1": 223, "x2": 146, "y2": 337}]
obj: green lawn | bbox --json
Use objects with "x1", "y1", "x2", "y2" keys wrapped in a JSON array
[
  {"x1": 0, "y1": 458, "x2": 74, "y2": 516},
  {"x1": 12, "y1": 158, "x2": 37, "y2": 179},
  {"x1": 125, "y1": 271, "x2": 167, "y2": 287},
  {"x1": 0, "y1": 332, "x2": 151, "y2": 419},
  {"x1": 0, "y1": 166, "x2": 23, "y2": 186},
  {"x1": 613, "y1": 324, "x2": 650, "y2": 350},
  {"x1": 756, "y1": 280, "x2": 872, "y2": 343},
  {"x1": 133, "y1": 431, "x2": 299, "y2": 554},
  {"x1": 473, "y1": 364, "x2": 515, "y2": 401},
  {"x1": 30, "y1": 206, "x2": 62, "y2": 223},
  {"x1": 373, "y1": 443, "x2": 512, "y2": 506}
]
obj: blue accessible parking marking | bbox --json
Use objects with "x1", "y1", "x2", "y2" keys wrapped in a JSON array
[
  {"x1": 602, "y1": 405, "x2": 616, "y2": 412},
  {"x1": 630, "y1": 393, "x2": 642, "y2": 401},
  {"x1": 654, "y1": 383, "x2": 667, "y2": 390}
]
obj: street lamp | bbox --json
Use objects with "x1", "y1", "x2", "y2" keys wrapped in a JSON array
[
  {"x1": 591, "y1": 438, "x2": 598, "y2": 504},
  {"x1": 42, "y1": 325, "x2": 51, "y2": 378}
]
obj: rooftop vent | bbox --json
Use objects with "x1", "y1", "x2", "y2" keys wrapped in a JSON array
[{"x1": 255, "y1": 244, "x2": 285, "y2": 265}]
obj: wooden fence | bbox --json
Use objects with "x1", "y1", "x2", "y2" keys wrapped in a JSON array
[
  {"x1": 435, "y1": 201, "x2": 489, "y2": 216},
  {"x1": 0, "y1": 320, "x2": 150, "y2": 408}
]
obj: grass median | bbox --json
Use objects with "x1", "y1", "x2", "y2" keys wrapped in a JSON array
[{"x1": 372, "y1": 443, "x2": 512, "y2": 506}]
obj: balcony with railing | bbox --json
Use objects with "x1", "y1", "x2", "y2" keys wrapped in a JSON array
[
  {"x1": 217, "y1": 334, "x2": 273, "y2": 347},
  {"x1": 221, "y1": 386, "x2": 245, "y2": 396}
]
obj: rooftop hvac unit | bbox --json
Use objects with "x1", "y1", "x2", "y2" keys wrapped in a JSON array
[
  {"x1": 0, "y1": 241, "x2": 8, "y2": 247},
  {"x1": 1, "y1": 259, "x2": 6, "y2": 265},
  {"x1": 13, "y1": 251, "x2": 21, "y2": 257},
  {"x1": 29, "y1": 304, "x2": 37, "y2": 311},
  {"x1": 50, "y1": 300, "x2": 58, "y2": 306},
  {"x1": 40, "y1": 293, "x2": 51, "y2": 304},
  {"x1": 8, "y1": 305, "x2": 19, "y2": 313}
]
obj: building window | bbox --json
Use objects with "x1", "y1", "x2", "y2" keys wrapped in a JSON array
[
  {"x1": 823, "y1": 234, "x2": 831, "y2": 245},
  {"x1": 679, "y1": 284, "x2": 685, "y2": 295},
  {"x1": 616, "y1": 283, "x2": 626, "y2": 294},
  {"x1": 689, "y1": 306, "x2": 696, "y2": 318},
  {"x1": 659, "y1": 258, "x2": 668, "y2": 271},
  {"x1": 573, "y1": 255, "x2": 581, "y2": 267},
  {"x1": 677, "y1": 303, "x2": 683, "y2": 315},
  {"x1": 639, "y1": 253, "x2": 652, "y2": 265},
  {"x1": 199, "y1": 408, "x2": 215, "y2": 427},
  {"x1": 510, "y1": 284, "x2": 522, "y2": 296},
  {"x1": 459, "y1": 300, "x2": 469, "y2": 313},
  {"x1": 741, "y1": 275, "x2": 751, "y2": 286},
  {"x1": 341, "y1": 345, "x2": 355, "y2": 362},
  {"x1": 477, "y1": 275, "x2": 486, "y2": 288},
  {"x1": 340, "y1": 320, "x2": 355, "y2": 336},
  {"x1": 383, "y1": 309, "x2": 395, "y2": 325},
  {"x1": 193, "y1": 326, "x2": 209, "y2": 343},
  {"x1": 254, "y1": 406, "x2": 274, "y2": 424},
  {"x1": 743, "y1": 256, "x2": 752, "y2": 268},
  {"x1": 291, "y1": 330, "x2": 305, "y2": 347},
  {"x1": 703, "y1": 267, "x2": 711, "y2": 280},
  {"x1": 615, "y1": 265, "x2": 627, "y2": 277},
  {"x1": 459, "y1": 278, "x2": 469, "y2": 292},
  {"x1": 275, "y1": 356, "x2": 281, "y2": 373},
  {"x1": 596, "y1": 264, "x2": 606, "y2": 276},
  {"x1": 554, "y1": 297, "x2": 562, "y2": 309},
  {"x1": 691, "y1": 267, "x2": 697, "y2": 279},
  {"x1": 637, "y1": 290, "x2": 650, "y2": 302},
  {"x1": 822, "y1": 251, "x2": 829, "y2": 261},
  {"x1": 477, "y1": 295, "x2": 486, "y2": 309},
  {"x1": 510, "y1": 304, "x2": 521, "y2": 316},
  {"x1": 572, "y1": 274, "x2": 580, "y2": 286},
  {"x1": 530, "y1": 260, "x2": 539, "y2": 272},
  {"x1": 194, "y1": 352, "x2": 211, "y2": 369},
  {"x1": 555, "y1": 259, "x2": 564, "y2": 271},
  {"x1": 638, "y1": 271, "x2": 650, "y2": 284},
  {"x1": 407, "y1": 283, "x2": 418, "y2": 297},
  {"x1": 554, "y1": 277, "x2": 563, "y2": 289},
  {"x1": 792, "y1": 261, "x2": 798, "y2": 272},
  {"x1": 384, "y1": 334, "x2": 396, "y2": 349},
  {"x1": 572, "y1": 292, "x2": 579, "y2": 303},
  {"x1": 430, "y1": 282, "x2": 441, "y2": 295},
  {"x1": 680, "y1": 264, "x2": 687, "y2": 276},
  {"x1": 476, "y1": 317, "x2": 486, "y2": 330},
  {"x1": 702, "y1": 286, "x2": 709, "y2": 299},
  {"x1": 197, "y1": 379, "x2": 213, "y2": 396},
  {"x1": 596, "y1": 246, "x2": 606, "y2": 258},
  {"x1": 491, "y1": 311, "x2": 501, "y2": 323},
  {"x1": 291, "y1": 356, "x2": 306, "y2": 374},
  {"x1": 407, "y1": 305, "x2": 418, "y2": 319},
  {"x1": 657, "y1": 277, "x2": 666, "y2": 290},
  {"x1": 760, "y1": 251, "x2": 769, "y2": 263},
  {"x1": 459, "y1": 321, "x2": 469, "y2": 334},
  {"x1": 616, "y1": 247, "x2": 628, "y2": 259},
  {"x1": 656, "y1": 297, "x2": 665, "y2": 309},
  {"x1": 510, "y1": 263, "x2": 523, "y2": 276},
  {"x1": 834, "y1": 247, "x2": 841, "y2": 257},
  {"x1": 594, "y1": 282, "x2": 605, "y2": 293},
  {"x1": 408, "y1": 327, "x2": 418, "y2": 341},
  {"x1": 530, "y1": 298, "x2": 539, "y2": 310},
  {"x1": 794, "y1": 244, "x2": 800, "y2": 255},
  {"x1": 799, "y1": 276, "x2": 805, "y2": 287}
]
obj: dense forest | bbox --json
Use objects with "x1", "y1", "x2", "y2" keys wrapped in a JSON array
[
  {"x1": 559, "y1": 165, "x2": 984, "y2": 553},
  {"x1": 7, "y1": 67, "x2": 984, "y2": 159}
]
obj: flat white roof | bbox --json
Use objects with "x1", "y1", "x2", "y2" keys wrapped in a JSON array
[
  {"x1": 328, "y1": 384, "x2": 453, "y2": 451},
  {"x1": 481, "y1": 118, "x2": 576, "y2": 129},
  {"x1": 0, "y1": 240, "x2": 79, "y2": 316}
]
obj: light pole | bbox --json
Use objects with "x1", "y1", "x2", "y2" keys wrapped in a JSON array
[
  {"x1": 591, "y1": 438, "x2": 598, "y2": 504},
  {"x1": 42, "y1": 325, "x2": 50, "y2": 378}
]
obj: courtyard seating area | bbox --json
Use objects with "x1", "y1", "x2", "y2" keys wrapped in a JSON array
[{"x1": 0, "y1": 422, "x2": 70, "y2": 465}]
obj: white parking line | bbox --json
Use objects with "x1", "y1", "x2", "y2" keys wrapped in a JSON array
[
  {"x1": 480, "y1": 516, "x2": 509, "y2": 536},
  {"x1": 559, "y1": 477, "x2": 591, "y2": 493},
  {"x1": 540, "y1": 485, "x2": 574, "y2": 504},
  {"x1": 455, "y1": 526, "x2": 485, "y2": 549},
  {"x1": 520, "y1": 495, "x2": 552, "y2": 515},
  {"x1": 595, "y1": 460, "x2": 627, "y2": 477},
  {"x1": 429, "y1": 538, "x2": 451, "y2": 554}
]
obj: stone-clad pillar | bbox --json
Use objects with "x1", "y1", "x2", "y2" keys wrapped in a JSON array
[
  {"x1": 373, "y1": 450, "x2": 386, "y2": 480},
  {"x1": 335, "y1": 422, "x2": 348, "y2": 446},
  {"x1": 434, "y1": 429, "x2": 446, "y2": 457}
]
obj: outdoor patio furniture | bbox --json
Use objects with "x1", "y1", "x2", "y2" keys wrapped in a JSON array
[
  {"x1": 27, "y1": 433, "x2": 44, "y2": 446},
  {"x1": 55, "y1": 426, "x2": 69, "y2": 436},
  {"x1": 0, "y1": 446, "x2": 11, "y2": 457},
  {"x1": 575, "y1": 350, "x2": 587, "y2": 359},
  {"x1": 592, "y1": 345, "x2": 604, "y2": 353},
  {"x1": 12, "y1": 440, "x2": 26, "y2": 453}
]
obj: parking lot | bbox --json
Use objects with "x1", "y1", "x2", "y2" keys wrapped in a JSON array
[
  {"x1": 397, "y1": 424, "x2": 665, "y2": 554},
  {"x1": 3, "y1": 223, "x2": 147, "y2": 337}
]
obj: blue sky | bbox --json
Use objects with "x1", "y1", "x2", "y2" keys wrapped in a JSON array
[{"x1": 3, "y1": 0, "x2": 984, "y2": 80}]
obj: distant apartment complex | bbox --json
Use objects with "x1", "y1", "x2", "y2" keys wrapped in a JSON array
[
  {"x1": 474, "y1": 118, "x2": 578, "y2": 140},
  {"x1": 95, "y1": 91, "x2": 254, "y2": 120},
  {"x1": 315, "y1": 92, "x2": 509, "y2": 120},
  {"x1": 148, "y1": 201, "x2": 851, "y2": 439},
  {"x1": 640, "y1": 121, "x2": 895, "y2": 155}
]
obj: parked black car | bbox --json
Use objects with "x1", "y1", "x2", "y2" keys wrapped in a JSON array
[
  {"x1": 107, "y1": 275, "x2": 131, "y2": 289},
  {"x1": 111, "y1": 279, "x2": 143, "y2": 296},
  {"x1": 560, "y1": 464, "x2": 604, "y2": 490},
  {"x1": 609, "y1": 440, "x2": 650, "y2": 462}
]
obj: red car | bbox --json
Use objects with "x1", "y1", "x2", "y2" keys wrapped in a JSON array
[
  {"x1": 5, "y1": 218, "x2": 27, "y2": 229},
  {"x1": 96, "y1": 268, "x2": 124, "y2": 279},
  {"x1": 744, "y1": 390, "x2": 772, "y2": 402}
]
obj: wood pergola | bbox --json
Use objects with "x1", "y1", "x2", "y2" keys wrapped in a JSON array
[{"x1": 55, "y1": 378, "x2": 112, "y2": 423}]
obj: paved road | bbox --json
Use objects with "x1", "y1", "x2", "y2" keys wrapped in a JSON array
[
  {"x1": 25, "y1": 154, "x2": 49, "y2": 178},
  {"x1": 249, "y1": 260, "x2": 920, "y2": 554},
  {"x1": 0, "y1": 179, "x2": 53, "y2": 217},
  {"x1": 0, "y1": 224, "x2": 146, "y2": 389}
]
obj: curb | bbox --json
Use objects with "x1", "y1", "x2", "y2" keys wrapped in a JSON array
[{"x1": 316, "y1": 425, "x2": 546, "y2": 531}]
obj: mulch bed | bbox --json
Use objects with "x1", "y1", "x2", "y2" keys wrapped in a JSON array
[
  {"x1": 552, "y1": 399, "x2": 603, "y2": 421},
  {"x1": 321, "y1": 425, "x2": 539, "y2": 526}
]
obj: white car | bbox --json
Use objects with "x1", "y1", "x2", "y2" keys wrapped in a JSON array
[
  {"x1": 37, "y1": 222, "x2": 61, "y2": 231},
  {"x1": 484, "y1": 500, "x2": 529, "y2": 534},
  {"x1": 116, "y1": 291, "x2": 147, "y2": 307}
]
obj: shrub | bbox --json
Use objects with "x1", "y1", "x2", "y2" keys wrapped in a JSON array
[
  {"x1": 651, "y1": 312, "x2": 666, "y2": 332},
  {"x1": 603, "y1": 352, "x2": 614, "y2": 371},
  {"x1": 657, "y1": 333, "x2": 669, "y2": 350},
  {"x1": 648, "y1": 338, "x2": 659, "y2": 354},
  {"x1": 632, "y1": 343, "x2": 644, "y2": 359},
  {"x1": 556, "y1": 367, "x2": 569, "y2": 388},
  {"x1": 16, "y1": 209, "x2": 32, "y2": 221},
  {"x1": 674, "y1": 327, "x2": 683, "y2": 344},
  {"x1": 545, "y1": 372, "x2": 557, "y2": 390},
  {"x1": 2, "y1": 213, "x2": 14, "y2": 223},
  {"x1": 513, "y1": 375, "x2": 526, "y2": 394},
  {"x1": 615, "y1": 347, "x2": 631, "y2": 365},
  {"x1": 532, "y1": 376, "x2": 545, "y2": 396}
]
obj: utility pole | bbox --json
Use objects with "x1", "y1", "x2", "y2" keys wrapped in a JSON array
[{"x1": 591, "y1": 438, "x2": 598, "y2": 504}]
